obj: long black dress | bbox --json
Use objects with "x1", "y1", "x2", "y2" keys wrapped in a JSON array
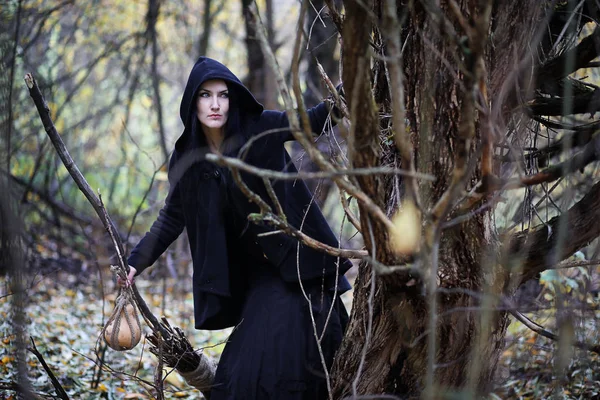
[
  {"x1": 210, "y1": 170, "x2": 350, "y2": 400},
  {"x1": 127, "y1": 57, "x2": 353, "y2": 399}
]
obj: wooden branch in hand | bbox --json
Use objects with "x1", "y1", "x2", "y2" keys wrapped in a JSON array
[
  {"x1": 25, "y1": 73, "x2": 215, "y2": 395},
  {"x1": 24, "y1": 75, "x2": 125, "y2": 274},
  {"x1": 24, "y1": 73, "x2": 163, "y2": 333}
]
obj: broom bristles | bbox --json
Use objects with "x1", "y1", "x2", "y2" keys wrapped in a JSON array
[{"x1": 147, "y1": 316, "x2": 202, "y2": 373}]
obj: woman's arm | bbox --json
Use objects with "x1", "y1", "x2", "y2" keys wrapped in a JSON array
[
  {"x1": 261, "y1": 85, "x2": 343, "y2": 143},
  {"x1": 127, "y1": 184, "x2": 185, "y2": 276}
]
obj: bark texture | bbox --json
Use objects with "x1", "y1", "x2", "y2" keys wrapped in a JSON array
[{"x1": 331, "y1": 1, "x2": 546, "y2": 397}]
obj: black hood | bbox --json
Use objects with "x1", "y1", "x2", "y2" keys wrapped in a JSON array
[{"x1": 175, "y1": 56, "x2": 264, "y2": 152}]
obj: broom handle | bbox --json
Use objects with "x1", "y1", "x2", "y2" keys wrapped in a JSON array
[{"x1": 24, "y1": 73, "x2": 166, "y2": 337}]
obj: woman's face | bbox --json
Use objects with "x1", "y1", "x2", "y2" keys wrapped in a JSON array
[{"x1": 196, "y1": 79, "x2": 229, "y2": 132}]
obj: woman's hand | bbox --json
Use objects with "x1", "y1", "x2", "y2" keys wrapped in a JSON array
[{"x1": 117, "y1": 265, "x2": 137, "y2": 287}]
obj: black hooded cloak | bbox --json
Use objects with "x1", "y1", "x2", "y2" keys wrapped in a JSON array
[
  {"x1": 128, "y1": 56, "x2": 351, "y2": 330},
  {"x1": 128, "y1": 56, "x2": 352, "y2": 399}
]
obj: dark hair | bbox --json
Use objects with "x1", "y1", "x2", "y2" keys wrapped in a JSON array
[{"x1": 189, "y1": 82, "x2": 248, "y2": 157}]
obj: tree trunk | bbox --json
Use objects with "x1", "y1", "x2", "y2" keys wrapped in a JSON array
[
  {"x1": 331, "y1": 1, "x2": 544, "y2": 397},
  {"x1": 198, "y1": 0, "x2": 213, "y2": 57},
  {"x1": 147, "y1": 0, "x2": 168, "y2": 162},
  {"x1": 242, "y1": 0, "x2": 278, "y2": 109}
]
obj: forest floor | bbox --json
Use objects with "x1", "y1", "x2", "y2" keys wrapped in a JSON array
[{"x1": 2, "y1": 265, "x2": 600, "y2": 399}]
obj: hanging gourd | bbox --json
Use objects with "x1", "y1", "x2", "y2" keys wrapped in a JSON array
[{"x1": 103, "y1": 289, "x2": 142, "y2": 351}]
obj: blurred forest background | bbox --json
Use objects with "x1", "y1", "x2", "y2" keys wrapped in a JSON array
[
  {"x1": 0, "y1": 0, "x2": 356, "y2": 398},
  {"x1": 3, "y1": 0, "x2": 600, "y2": 399}
]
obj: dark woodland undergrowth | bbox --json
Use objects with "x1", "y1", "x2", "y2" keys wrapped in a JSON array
[{"x1": 2, "y1": 264, "x2": 600, "y2": 399}]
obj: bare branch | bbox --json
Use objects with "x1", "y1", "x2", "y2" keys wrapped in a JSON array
[
  {"x1": 226, "y1": 155, "x2": 367, "y2": 259},
  {"x1": 245, "y1": 3, "x2": 396, "y2": 233},
  {"x1": 430, "y1": 3, "x2": 492, "y2": 224},
  {"x1": 322, "y1": 0, "x2": 344, "y2": 34},
  {"x1": 25, "y1": 74, "x2": 130, "y2": 279},
  {"x1": 340, "y1": 191, "x2": 362, "y2": 233},
  {"x1": 382, "y1": 0, "x2": 420, "y2": 209},
  {"x1": 528, "y1": 86, "x2": 600, "y2": 116},
  {"x1": 8, "y1": 172, "x2": 95, "y2": 225},
  {"x1": 538, "y1": 26, "x2": 600, "y2": 83},
  {"x1": 6, "y1": 0, "x2": 23, "y2": 171},
  {"x1": 27, "y1": 337, "x2": 70, "y2": 400},
  {"x1": 205, "y1": 153, "x2": 435, "y2": 181},
  {"x1": 510, "y1": 310, "x2": 600, "y2": 354},
  {"x1": 0, "y1": 383, "x2": 43, "y2": 400},
  {"x1": 508, "y1": 180, "x2": 600, "y2": 283},
  {"x1": 552, "y1": 259, "x2": 600, "y2": 270},
  {"x1": 531, "y1": 117, "x2": 599, "y2": 165},
  {"x1": 315, "y1": 60, "x2": 349, "y2": 120},
  {"x1": 505, "y1": 137, "x2": 600, "y2": 189}
]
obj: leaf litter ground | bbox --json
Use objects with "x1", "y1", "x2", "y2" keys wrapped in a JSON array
[
  {"x1": 0, "y1": 268, "x2": 228, "y2": 399},
  {"x1": 2, "y1": 266, "x2": 600, "y2": 399}
]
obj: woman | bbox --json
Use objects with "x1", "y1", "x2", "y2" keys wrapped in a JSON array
[{"x1": 124, "y1": 57, "x2": 352, "y2": 399}]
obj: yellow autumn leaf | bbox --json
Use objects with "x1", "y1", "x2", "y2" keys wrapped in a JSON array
[
  {"x1": 97, "y1": 383, "x2": 108, "y2": 392},
  {"x1": 1, "y1": 356, "x2": 13, "y2": 365}
]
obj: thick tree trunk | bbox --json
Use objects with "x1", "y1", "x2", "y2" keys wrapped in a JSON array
[{"x1": 331, "y1": 1, "x2": 544, "y2": 397}]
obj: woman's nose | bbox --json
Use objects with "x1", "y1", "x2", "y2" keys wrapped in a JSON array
[{"x1": 211, "y1": 97, "x2": 220, "y2": 110}]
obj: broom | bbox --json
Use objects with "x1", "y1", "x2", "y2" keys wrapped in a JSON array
[{"x1": 25, "y1": 73, "x2": 215, "y2": 397}]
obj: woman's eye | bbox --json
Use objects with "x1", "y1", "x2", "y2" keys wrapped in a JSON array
[
  {"x1": 220, "y1": 93, "x2": 229, "y2": 98},
  {"x1": 199, "y1": 92, "x2": 209, "y2": 98}
]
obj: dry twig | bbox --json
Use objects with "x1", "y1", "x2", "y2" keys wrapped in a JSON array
[
  {"x1": 28, "y1": 337, "x2": 70, "y2": 400},
  {"x1": 24, "y1": 73, "x2": 215, "y2": 396}
]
